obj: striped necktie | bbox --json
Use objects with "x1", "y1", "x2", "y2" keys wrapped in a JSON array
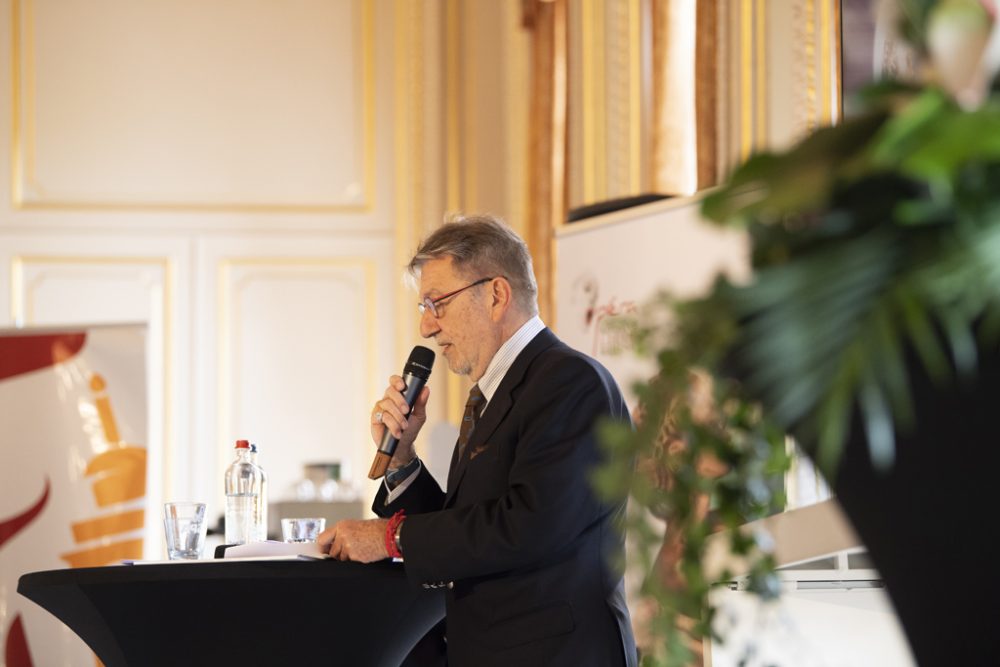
[{"x1": 457, "y1": 384, "x2": 485, "y2": 459}]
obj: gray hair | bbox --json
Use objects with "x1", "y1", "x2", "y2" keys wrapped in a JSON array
[{"x1": 408, "y1": 213, "x2": 539, "y2": 316}]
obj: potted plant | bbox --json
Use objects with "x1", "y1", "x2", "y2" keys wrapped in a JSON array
[{"x1": 594, "y1": 1, "x2": 1000, "y2": 664}]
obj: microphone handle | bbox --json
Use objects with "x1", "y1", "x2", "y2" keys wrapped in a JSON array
[{"x1": 368, "y1": 371, "x2": 427, "y2": 479}]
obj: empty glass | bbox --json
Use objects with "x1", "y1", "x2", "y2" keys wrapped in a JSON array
[
  {"x1": 163, "y1": 502, "x2": 208, "y2": 560},
  {"x1": 281, "y1": 517, "x2": 325, "y2": 543}
]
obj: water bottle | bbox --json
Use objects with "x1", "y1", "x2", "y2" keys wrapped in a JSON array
[
  {"x1": 248, "y1": 442, "x2": 268, "y2": 541},
  {"x1": 224, "y1": 439, "x2": 267, "y2": 544}
]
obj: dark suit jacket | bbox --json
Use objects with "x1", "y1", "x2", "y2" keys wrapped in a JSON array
[{"x1": 375, "y1": 328, "x2": 637, "y2": 667}]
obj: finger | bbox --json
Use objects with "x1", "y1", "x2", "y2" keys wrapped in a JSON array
[
  {"x1": 383, "y1": 376, "x2": 411, "y2": 413},
  {"x1": 370, "y1": 398, "x2": 390, "y2": 445},
  {"x1": 409, "y1": 386, "x2": 431, "y2": 420},
  {"x1": 334, "y1": 536, "x2": 351, "y2": 561},
  {"x1": 370, "y1": 405, "x2": 390, "y2": 434},
  {"x1": 377, "y1": 410, "x2": 407, "y2": 439},
  {"x1": 370, "y1": 405, "x2": 405, "y2": 446},
  {"x1": 316, "y1": 527, "x2": 335, "y2": 549},
  {"x1": 388, "y1": 374, "x2": 406, "y2": 392},
  {"x1": 375, "y1": 399, "x2": 409, "y2": 437},
  {"x1": 329, "y1": 533, "x2": 345, "y2": 559},
  {"x1": 378, "y1": 382, "x2": 413, "y2": 422},
  {"x1": 384, "y1": 376, "x2": 419, "y2": 416},
  {"x1": 382, "y1": 386, "x2": 429, "y2": 435}
]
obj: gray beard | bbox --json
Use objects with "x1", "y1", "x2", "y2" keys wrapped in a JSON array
[{"x1": 449, "y1": 358, "x2": 472, "y2": 376}]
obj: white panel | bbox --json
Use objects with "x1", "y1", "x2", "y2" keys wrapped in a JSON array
[
  {"x1": 16, "y1": 260, "x2": 164, "y2": 326},
  {"x1": 709, "y1": 586, "x2": 914, "y2": 666},
  {"x1": 14, "y1": 0, "x2": 371, "y2": 208},
  {"x1": 555, "y1": 195, "x2": 749, "y2": 406},
  {"x1": 215, "y1": 255, "x2": 385, "y2": 524}
]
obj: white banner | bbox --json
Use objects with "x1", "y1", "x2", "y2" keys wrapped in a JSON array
[
  {"x1": 0, "y1": 324, "x2": 148, "y2": 667},
  {"x1": 555, "y1": 196, "x2": 748, "y2": 406}
]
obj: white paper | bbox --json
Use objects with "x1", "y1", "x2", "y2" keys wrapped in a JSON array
[{"x1": 222, "y1": 540, "x2": 328, "y2": 559}]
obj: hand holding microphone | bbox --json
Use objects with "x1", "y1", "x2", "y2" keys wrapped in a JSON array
[{"x1": 368, "y1": 346, "x2": 435, "y2": 479}]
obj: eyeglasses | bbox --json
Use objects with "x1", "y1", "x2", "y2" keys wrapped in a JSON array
[{"x1": 418, "y1": 277, "x2": 496, "y2": 318}]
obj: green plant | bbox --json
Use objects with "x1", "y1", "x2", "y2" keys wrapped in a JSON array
[
  {"x1": 702, "y1": 81, "x2": 1000, "y2": 472},
  {"x1": 592, "y1": 293, "x2": 791, "y2": 666},
  {"x1": 593, "y1": 3, "x2": 1000, "y2": 664}
]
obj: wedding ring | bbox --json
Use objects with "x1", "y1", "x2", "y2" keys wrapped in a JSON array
[{"x1": 374, "y1": 410, "x2": 384, "y2": 425}]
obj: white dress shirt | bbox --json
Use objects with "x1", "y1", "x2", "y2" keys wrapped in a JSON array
[{"x1": 385, "y1": 316, "x2": 545, "y2": 502}]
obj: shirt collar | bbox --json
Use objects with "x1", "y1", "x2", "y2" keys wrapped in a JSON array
[{"x1": 477, "y1": 315, "x2": 545, "y2": 405}]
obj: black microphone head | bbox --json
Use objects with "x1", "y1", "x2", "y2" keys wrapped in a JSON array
[{"x1": 403, "y1": 345, "x2": 435, "y2": 379}]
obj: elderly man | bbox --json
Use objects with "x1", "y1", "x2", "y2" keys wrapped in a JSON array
[{"x1": 318, "y1": 214, "x2": 636, "y2": 667}]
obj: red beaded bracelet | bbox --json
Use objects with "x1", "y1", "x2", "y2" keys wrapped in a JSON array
[{"x1": 385, "y1": 510, "x2": 405, "y2": 559}]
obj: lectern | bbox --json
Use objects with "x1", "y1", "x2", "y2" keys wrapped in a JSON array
[{"x1": 18, "y1": 559, "x2": 444, "y2": 667}]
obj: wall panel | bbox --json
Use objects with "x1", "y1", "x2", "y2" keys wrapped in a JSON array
[
  {"x1": 216, "y1": 257, "x2": 377, "y2": 509},
  {"x1": 11, "y1": 0, "x2": 374, "y2": 211}
]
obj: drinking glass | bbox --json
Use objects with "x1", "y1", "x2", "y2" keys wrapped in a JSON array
[
  {"x1": 163, "y1": 502, "x2": 208, "y2": 560},
  {"x1": 281, "y1": 517, "x2": 326, "y2": 543}
]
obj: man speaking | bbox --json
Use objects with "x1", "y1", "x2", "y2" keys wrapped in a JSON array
[{"x1": 318, "y1": 214, "x2": 636, "y2": 666}]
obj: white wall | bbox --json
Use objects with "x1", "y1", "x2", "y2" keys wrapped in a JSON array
[
  {"x1": 0, "y1": 0, "x2": 402, "y2": 553},
  {"x1": 709, "y1": 583, "x2": 915, "y2": 666}
]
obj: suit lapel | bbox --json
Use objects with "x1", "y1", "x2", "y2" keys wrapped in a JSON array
[{"x1": 444, "y1": 328, "x2": 559, "y2": 507}]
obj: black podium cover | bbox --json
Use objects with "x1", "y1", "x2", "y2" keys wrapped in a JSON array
[{"x1": 18, "y1": 559, "x2": 444, "y2": 667}]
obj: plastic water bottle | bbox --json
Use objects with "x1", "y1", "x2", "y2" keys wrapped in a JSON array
[{"x1": 224, "y1": 439, "x2": 267, "y2": 544}]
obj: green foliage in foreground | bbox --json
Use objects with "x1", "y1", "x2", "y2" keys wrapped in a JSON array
[{"x1": 594, "y1": 81, "x2": 1000, "y2": 665}]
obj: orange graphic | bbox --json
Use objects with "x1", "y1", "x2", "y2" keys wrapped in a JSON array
[
  {"x1": 59, "y1": 372, "x2": 147, "y2": 567},
  {"x1": 85, "y1": 449, "x2": 146, "y2": 507},
  {"x1": 60, "y1": 539, "x2": 145, "y2": 569},
  {"x1": 90, "y1": 374, "x2": 121, "y2": 444},
  {"x1": 70, "y1": 509, "x2": 145, "y2": 543}
]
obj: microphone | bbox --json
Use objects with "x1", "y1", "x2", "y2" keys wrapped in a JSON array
[{"x1": 368, "y1": 345, "x2": 436, "y2": 479}]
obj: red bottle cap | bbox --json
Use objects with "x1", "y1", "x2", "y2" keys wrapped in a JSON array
[{"x1": 235, "y1": 439, "x2": 250, "y2": 449}]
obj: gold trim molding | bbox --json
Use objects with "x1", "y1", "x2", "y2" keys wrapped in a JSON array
[
  {"x1": 393, "y1": 0, "x2": 424, "y2": 361},
  {"x1": 737, "y1": 0, "x2": 767, "y2": 160},
  {"x1": 581, "y1": 0, "x2": 607, "y2": 204}
]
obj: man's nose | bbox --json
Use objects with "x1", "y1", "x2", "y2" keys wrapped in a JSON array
[{"x1": 419, "y1": 310, "x2": 439, "y2": 338}]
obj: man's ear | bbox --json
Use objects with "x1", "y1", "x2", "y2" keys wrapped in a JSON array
[{"x1": 490, "y1": 277, "x2": 513, "y2": 319}]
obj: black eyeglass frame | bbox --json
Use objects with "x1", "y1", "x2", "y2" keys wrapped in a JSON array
[{"x1": 417, "y1": 276, "x2": 499, "y2": 317}]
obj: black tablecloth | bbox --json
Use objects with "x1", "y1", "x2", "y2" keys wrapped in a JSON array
[{"x1": 18, "y1": 559, "x2": 444, "y2": 667}]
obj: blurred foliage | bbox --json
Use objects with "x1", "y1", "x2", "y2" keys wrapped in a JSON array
[
  {"x1": 897, "y1": 0, "x2": 942, "y2": 52},
  {"x1": 592, "y1": 293, "x2": 791, "y2": 666},
  {"x1": 594, "y1": 73, "x2": 1000, "y2": 665}
]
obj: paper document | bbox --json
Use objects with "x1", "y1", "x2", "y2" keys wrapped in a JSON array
[
  {"x1": 122, "y1": 541, "x2": 330, "y2": 564},
  {"x1": 222, "y1": 540, "x2": 329, "y2": 559},
  {"x1": 122, "y1": 559, "x2": 209, "y2": 565}
]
